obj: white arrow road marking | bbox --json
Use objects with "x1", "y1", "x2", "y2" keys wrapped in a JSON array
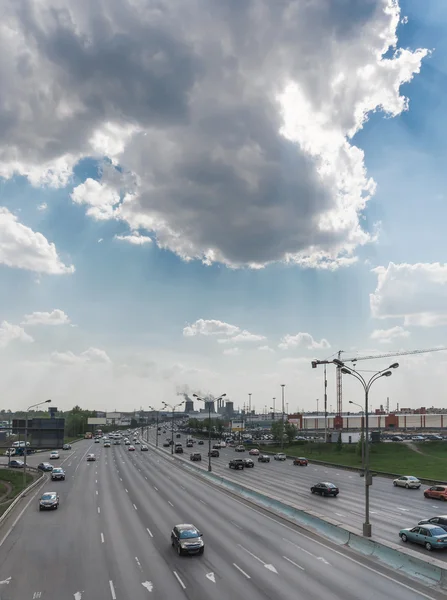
[
  {"x1": 142, "y1": 581, "x2": 153, "y2": 592},
  {"x1": 238, "y1": 544, "x2": 278, "y2": 573},
  {"x1": 283, "y1": 538, "x2": 331, "y2": 566},
  {"x1": 397, "y1": 507, "x2": 410, "y2": 511},
  {"x1": 0, "y1": 577, "x2": 11, "y2": 585},
  {"x1": 33, "y1": 593, "x2": 42, "y2": 599},
  {"x1": 317, "y1": 557, "x2": 330, "y2": 565},
  {"x1": 74, "y1": 592, "x2": 84, "y2": 599},
  {"x1": 206, "y1": 572, "x2": 216, "y2": 583}
]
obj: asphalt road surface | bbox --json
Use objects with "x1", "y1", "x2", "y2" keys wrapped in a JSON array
[
  {"x1": 148, "y1": 430, "x2": 447, "y2": 563},
  {"x1": 0, "y1": 438, "x2": 445, "y2": 599}
]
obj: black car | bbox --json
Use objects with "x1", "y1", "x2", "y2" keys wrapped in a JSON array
[
  {"x1": 175, "y1": 446, "x2": 184, "y2": 454},
  {"x1": 198, "y1": 440, "x2": 204, "y2": 445},
  {"x1": 243, "y1": 458, "x2": 254, "y2": 468},
  {"x1": 51, "y1": 468, "x2": 66, "y2": 481},
  {"x1": 208, "y1": 449, "x2": 219, "y2": 457},
  {"x1": 418, "y1": 515, "x2": 447, "y2": 531},
  {"x1": 229, "y1": 459, "x2": 245, "y2": 470},
  {"x1": 38, "y1": 462, "x2": 54, "y2": 472},
  {"x1": 163, "y1": 442, "x2": 170, "y2": 447},
  {"x1": 258, "y1": 455, "x2": 270, "y2": 463},
  {"x1": 190, "y1": 453, "x2": 202, "y2": 461},
  {"x1": 311, "y1": 482, "x2": 339, "y2": 497},
  {"x1": 39, "y1": 491, "x2": 59, "y2": 510},
  {"x1": 171, "y1": 523, "x2": 204, "y2": 556}
]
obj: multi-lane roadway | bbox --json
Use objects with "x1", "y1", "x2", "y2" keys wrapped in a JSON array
[
  {"x1": 149, "y1": 430, "x2": 447, "y2": 562},
  {"x1": 0, "y1": 438, "x2": 444, "y2": 599}
]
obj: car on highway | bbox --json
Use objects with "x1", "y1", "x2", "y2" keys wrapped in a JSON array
[
  {"x1": 171, "y1": 524, "x2": 204, "y2": 556},
  {"x1": 51, "y1": 468, "x2": 66, "y2": 481},
  {"x1": 141, "y1": 445, "x2": 149, "y2": 451},
  {"x1": 393, "y1": 475, "x2": 421, "y2": 489},
  {"x1": 249, "y1": 448, "x2": 260, "y2": 456},
  {"x1": 49, "y1": 451, "x2": 60, "y2": 460},
  {"x1": 62, "y1": 444, "x2": 72, "y2": 450},
  {"x1": 212, "y1": 443, "x2": 221, "y2": 450},
  {"x1": 418, "y1": 516, "x2": 447, "y2": 531},
  {"x1": 293, "y1": 457, "x2": 309, "y2": 466},
  {"x1": 135, "y1": 440, "x2": 140, "y2": 444},
  {"x1": 94, "y1": 438, "x2": 100, "y2": 443},
  {"x1": 9, "y1": 459, "x2": 24, "y2": 468},
  {"x1": 175, "y1": 445, "x2": 184, "y2": 454},
  {"x1": 86, "y1": 454, "x2": 96, "y2": 461},
  {"x1": 104, "y1": 442, "x2": 111, "y2": 448},
  {"x1": 186, "y1": 441, "x2": 194, "y2": 448},
  {"x1": 114, "y1": 440, "x2": 121, "y2": 445},
  {"x1": 229, "y1": 458, "x2": 245, "y2": 470},
  {"x1": 258, "y1": 455, "x2": 270, "y2": 463},
  {"x1": 39, "y1": 491, "x2": 60, "y2": 511},
  {"x1": 128, "y1": 445, "x2": 136, "y2": 451},
  {"x1": 235, "y1": 445, "x2": 245, "y2": 452},
  {"x1": 38, "y1": 462, "x2": 53, "y2": 472},
  {"x1": 399, "y1": 524, "x2": 447, "y2": 551},
  {"x1": 198, "y1": 440, "x2": 204, "y2": 445},
  {"x1": 190, "y1": 452, "x2": 202, "y2": 461},
  {"x1": 163, "y1": 441, "x2": 170, "y2": 447},
  {"x1": 125, "y1": 440, "x2": 131, "y2": 445},
  {"x1": 311, "y1": 482, "x2": 339, "y2": 497},
  {"x1": 208, "y1": 449, "x2": 219, "y2": 457},
  {"x1": 274, "y1": 453, "x2": 287, "y2": 461},
  {"x1": 243, "y1": 458, "x2": 254, "y2": 468},
  {"x1": 424, "y1": 485, "x2": 447, "y2": 500}
]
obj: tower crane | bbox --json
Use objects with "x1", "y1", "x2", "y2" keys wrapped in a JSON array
[{"x1": 312, "y1": 346, "x2": 447, "y2": 429}]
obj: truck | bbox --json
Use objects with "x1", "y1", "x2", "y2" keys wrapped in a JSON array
[{"x1": 84, "y1": 432, "x2": 93, "y2": 439}]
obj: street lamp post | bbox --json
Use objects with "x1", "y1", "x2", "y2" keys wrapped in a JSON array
[
  {"x1": 193, "y1": 394, "x2": 226, "y2": 472},
  {"x1": 349, "y1": 400, "x2": 365, "y2": 469},
  {"x1": 316, "y1": 399, "x2": 319, "y2": 416},
  {"x1": 336, "y1": 360, "x2": 399, "y2": 537},
  {"x1": 162, "y1": 401, "x2": 184, "y2": 453},
  {"x1": 248, "y1": 393, "x2": 252, "y2": 432},
  {"x1": 24, "y1": 399, "x2": 51, "y2": 488},
  {"x1": 148, "y1": 406, "x2": 159, "y2": 446},
  {"x1": 280, "y1": 384, "x2": 285, "y2": 451}
]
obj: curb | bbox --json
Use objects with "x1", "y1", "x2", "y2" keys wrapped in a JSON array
[
  {"x1": 0, "y1": 470, "x2": 45, "y2": 526},
  {"x1": 147, "y1": 437, "x2": 447, "y2": 590}
]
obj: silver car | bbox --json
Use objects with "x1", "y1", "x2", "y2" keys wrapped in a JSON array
[{"x1": 393, "y1": 475, "x2": 421, "y2": 489}]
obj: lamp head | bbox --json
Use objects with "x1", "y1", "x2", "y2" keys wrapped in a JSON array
[
  {"x1": 333, "y1": 359, "x2": 344, "y2": 367},
  {"x1": 389, "y1": 362, "x2": 399, "y2": 369},
  {"x1": 341, "y1": 367, "x2": 351, "y2": 375}
]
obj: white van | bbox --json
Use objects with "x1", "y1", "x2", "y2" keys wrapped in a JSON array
[{"x1": 12, "y1": 441, "x2": 30, "y2": 448}]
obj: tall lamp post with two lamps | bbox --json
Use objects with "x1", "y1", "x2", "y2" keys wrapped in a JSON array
[
  {"x1": 162, "y1": 401, "x2": 185, "y2": 454},
  {"x1": 193, "y1": 393, "x2": 226, "y2": 472}
]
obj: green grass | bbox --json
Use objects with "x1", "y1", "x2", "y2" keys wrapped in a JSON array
[
  {"x1": 257, "y1": 442, "x2": 447, "y2": 481},
  {"x1": 0, "y1": 469, "x2": 35, "y2": 516},
  {"x1": 64, "y1": 436, "x2": 84, "y2": 444}
]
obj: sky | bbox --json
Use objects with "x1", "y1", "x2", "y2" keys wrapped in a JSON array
[{"x1": 1, "y1": 0, "x2": 447, "y2": 414}]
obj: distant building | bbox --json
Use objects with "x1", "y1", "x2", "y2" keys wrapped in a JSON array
[{"x1": 184, "y1": 400, "x2": 194, "y2": 413}]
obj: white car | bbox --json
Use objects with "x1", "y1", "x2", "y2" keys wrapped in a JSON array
[
  {"x1": 125, "y1": 440, "x2": 131, "y2": 445},
  {"x1": 274, "y1": 453, "x2": 287, "y2": 461},
  {"x1": 49, "y1": 451, "x2": 60, "y2": 460},
  {"x1": 393, "y1": 475, "x2": 421, "y2": 489}
]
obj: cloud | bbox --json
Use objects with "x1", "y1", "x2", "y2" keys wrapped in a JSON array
[
  {"x1": 21, "y1": 309, "x2": 71, "y2": 327},
  {"x1": 183, "y1": 319, "x2": 240, "y2": 338},
  {"x1": 370, "y1": 263, "x2": 447, "y2": 327},
  {"x1": 0, "y1": 208, "x2": 74, "y2": 274},
  {"x1": 223, "y1": 347, "x2": 240, "y2": 356},
  {"x1": 279, "y1": 332, "x2": 330, "y2": 350},
  {"x1": 370, "y1": 326, "x2": 410, "y2": 344},
  {"x1": 258, "y1": 345, "x2": 274, "y2": 353},
  {"x1": 37, "y1": 203, "x2": 47, "y2": 211},
  {"x1": 0, "y1": 321, "x2": 34, "y2": 349},
  {"x1": 217, "y1": 331, "x2": 266, "y2": 344},
  {"x1": 0, "y1": 1, "x2": 427, "y2": 269},
  {"x1": 51, "y1": 347, "x2": 111, "y2": 365},
  {"x1": 114, "y1": 232, "x2": 152, "y2": 245}
]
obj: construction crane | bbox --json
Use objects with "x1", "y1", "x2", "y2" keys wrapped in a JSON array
[{"x1": 312, "y1": 346, "x2": 447, "y2": 429}]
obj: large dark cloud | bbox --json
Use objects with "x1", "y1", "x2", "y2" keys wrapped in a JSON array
[{"x1": 0, "y1": 0, "x2": 427, "y2": 266}]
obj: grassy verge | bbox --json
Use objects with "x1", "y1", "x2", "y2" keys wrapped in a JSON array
[
  {"x1": 64, "y1": 436, "x2": 84, "y2": 444},
  {"x1": 0, "y1": 469, "x2": 35, "y2": 516},
  {"x1": 257, "y1": 442, "x2": 447, "y2": 480}
]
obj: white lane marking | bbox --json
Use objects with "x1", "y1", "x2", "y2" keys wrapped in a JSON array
[
  {"x1": 95, "y1": 479, "x2": 98, "y2": 484},
  {"x1": 101, "y1": 533, "x2": 105, "y2": 544},
  {"x1": 73, "y1": 592, "x2": 83, "y2": 599},
  {"x1": 120, "y1": 478, "x2": 123, "y2": 481},
  {"x1": 133, "y1": 504, "x2": 138, "y2": 510},
  {"x1": 180, "y1": 485, "x2": 186, "y2": 490},
  {"x1": 283, "y1": 555, "x2": 305, "y2": 570},
  {"x1": 142, "y1": 581, "x2": 154, "y2": 591},
  {"x1": 168, "y1": 501, "x2": 174, "y2": 507},
  {"x1": 397, "y1": 507, "x2": 410, "y2": 511},
  {"x1": 96, "y1": 490, "x2": 98, "y2": 495},
  {"x1": 0, "y1": 577, "x2": 11, "y2": 585},
  {"x1": 109, "y1": 580, "x2": 117, "y2": 599},
  {"x1": 283, "y1": 538, "x2": 330, "y2": 565},
  {"x1": 230, "y1": 520, "x2": 242, "y2": 530},
  {"x1": 125, "y1": 489, "x2": 129, "y2": 493},
  {"x1": 233, "y1": 563, "x2": 250, "y2": 579},
  {"x1": 237, "y1": 544, "x2": 277, "y2": 573},
  {"x1": 200, "y1": 499, "x2": 207, "y2": 505},
  {"x1": 68, "y1": 463, "x2": 72, "y2": 467},
  {"x1": 335, "y1": 513, "x2": 346, "y2": 517},
  {"x1": 98, "y1": 507, "x2": 101, "y2": 514},
  {"x1": 173, "y1": 571, "x2": 186, "y2": 589},
  {"x1": 0, "y1": 476, "x2": 46, "y2": 548},
  {"x1": 154, "y1": 486, "x2": 159, "y2": 492},
  {"x1": 145, "y1": 476, "x2": 148, "y2": 480},
  {"x1": 206, "y1": 572, "x2": 216, "y2": 583},
  {"x1": 147, "y1": 527, "x2": 153, "y2": 538},
  {"x1": 135, "y1": 556, "x2": 142, "y2": 569}
]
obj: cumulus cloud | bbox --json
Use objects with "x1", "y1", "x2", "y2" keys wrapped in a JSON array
[
  {"x1": 37, "y1": 203, "x2": 48, "y2": 211},
  {"x1": 258, "y1": 345, "x2": 274, "y2": 353},
  {"x1": 223, "y1": 347, "x2": 240, "y2": 356},
  {"x1": 217, "y1": 331, "x2": 266, "y2": 344},
  {"x1": 0, "y1": 321, "x2": 34, "y2": 348},
  {"x1": 370, "y1": 326, "x2": 410, "y2": 344},
  {"x1": 51, "y1": 347, "x2": 111, "y2": 365},
  {"x1": 0, "y1": 1, "x2": 427, "y2": 269},
  {"x1": 183, "y1": 319, "x2": 240, "y2": 338},
  {"x1": 0, "y1": 208, "x2": 74, "y2": 274},
  {"x1": 114, "y1": 231, "x2": 152, "y2": 245},
  {"x1": 21, "y1": 309, "x2": 71, "y2": 326},
  {"x1": 370, "y1": 263, "x2": 447, "y2": 327},
  {"x1": 279, "y1": 332, "x2": 330, "y2": 351}
]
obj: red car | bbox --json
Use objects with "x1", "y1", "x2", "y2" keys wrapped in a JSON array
[{"x1": 293, "y1": 457, "x2": 308, "y2": 466}]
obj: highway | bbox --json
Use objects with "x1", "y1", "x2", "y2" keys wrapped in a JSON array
[
  {"x1": 148, "y1": 430, "x2": 447, "y2": 563},
  {"x1": 0, "y1": 438, "x2": 444, "y2": 599}
]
